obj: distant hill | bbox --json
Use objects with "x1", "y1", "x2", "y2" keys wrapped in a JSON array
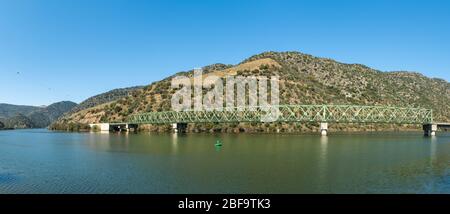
[
  {"x1": 40, "y1": 101, "x2": 78, "y2": 121},
  {"x1": 0, "y1": 103, "x2": 40, "y2": 119},
  {"x1": 0, "y1": 101, "x2": 77, "y2": 129},
  {"x1": 51, "y1": 51, "x2": 450, "y2": 133}
]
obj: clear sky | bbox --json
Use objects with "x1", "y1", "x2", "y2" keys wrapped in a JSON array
[{"x1": 0, "y1": 0, "x2": 449, "y2": 106}]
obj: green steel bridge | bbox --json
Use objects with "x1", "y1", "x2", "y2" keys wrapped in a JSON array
[
  {"x1": 127, "y1": 105, "x2": 433, "y2": 125},
  {"x1": 88, "y1": 105, "x2": 449, "y2": 136}
]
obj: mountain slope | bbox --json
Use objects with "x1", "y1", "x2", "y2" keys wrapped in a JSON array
[
  {"x1": 51, "y1": 51, "x2": 450, "y2": 132},
  {"x1": 27, "y1": 101, "x2": 77, "y2": 128},
  {"x1": 2, "y1": 113, "x2": 35, "y2": 129},
  {"x1": 0, "y1": 101, "x2": 77, "y2": 129}
]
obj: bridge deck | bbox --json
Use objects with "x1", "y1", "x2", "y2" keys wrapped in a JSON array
[
  {"x1": 435, "y1": 122, "x2": 450, "y2": 129},
  {"x1": 435, "y1": 122, "x2": 450, "y2": 125}
]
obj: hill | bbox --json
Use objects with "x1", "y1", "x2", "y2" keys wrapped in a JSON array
[
  {"x1": 50, "y1": 51, "x2": 450, "y2": 132},
  {"x1": 0, "y1": 103, "x2": 40, "y2": 119},
  {"x1": 0, "y1": 101, "x2": 77, "y2": 129}
]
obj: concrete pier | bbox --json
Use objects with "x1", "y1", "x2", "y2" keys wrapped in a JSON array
[
  {"x1": 423, "y1": 123, "x2": 450, "y2": 136},
  {"x1": 125, "y1": 124, "x2": 138, "y2": 132},
  {"x1": 89, "y1": 123, "x2": 111, "y2": 131},
  {"x1": 172, "y1": 123, "x2": 187, "y2": 133},
  {"x1": 89, "y1": 123, "x2": 138, "y2": 132},
  {"x1": 423, "y1": 124, "x2": 437, "y2": 136},
  {"x1": 320, "y1": 122, "x2": 328, "y2": 136}
]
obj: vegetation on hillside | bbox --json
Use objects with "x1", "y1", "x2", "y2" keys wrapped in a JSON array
[
  {"x1": 66, "y1": 86, "x2": 144, "y2": 115},
  {"x1": 51, "y1": 51, "x2": 450, "y2": 133},
  {"x1": 50, "y1": 122, "x2": 91, "y2": 132},
  {"x1": 2, "y1": 113, "x2": 35, "y2": 129}
]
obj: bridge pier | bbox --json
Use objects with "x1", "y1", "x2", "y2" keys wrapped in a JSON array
[
  {"x1": 126, "y1": 124, "x2": 138, "y2": 132},
  {"x1": 423, "y1": 124, "x2": 437, "y2": 136},
  {"x1": 89, "y1": 123, "x2": 138, "y2": 132},
  {"x1": 172, "y1": 123, "x2": 187, "y2": 133},
  {"x1": 320, "y1": 122, "x2": 328, "y2": 136}
]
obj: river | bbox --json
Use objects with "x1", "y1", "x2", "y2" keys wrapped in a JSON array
[{"x1": 0, "y1": 129, "x2": 449, "y2": 193}]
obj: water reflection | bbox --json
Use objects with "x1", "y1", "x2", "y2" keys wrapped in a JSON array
[
  {"x1": 87, "y1": 132, "x2": 111, "y2": 151},
  {"x1": 215, "y1": 145, "x2": 222, "y2": 152},
  {"x1": 171, "y1": 133, "x2": 178, "y2": 155},
  {"x1": 430, "y1": 136, "x2": 437, "y2": 166},
  {"x1": 317, "y1": 136, "x2": 328, "y2": 192}
]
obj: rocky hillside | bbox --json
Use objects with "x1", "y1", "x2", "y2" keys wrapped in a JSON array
[
  {"x1": 0, "y1": 101, "x2": 77, "y2": 129},
  {"x1": 51, "y1": 51, "x2": 450, "y2": 132}
]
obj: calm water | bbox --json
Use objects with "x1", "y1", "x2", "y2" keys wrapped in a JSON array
[{"x1": 0, "y1": 129, "x2": 449, "y2": 193}]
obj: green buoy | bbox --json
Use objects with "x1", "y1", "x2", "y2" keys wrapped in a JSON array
[{"x1": 215, "y1": 140, "x2": 222, "y2": 147}]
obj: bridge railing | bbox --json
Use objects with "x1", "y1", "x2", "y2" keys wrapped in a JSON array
[{"x1": 127, "y1": 105, "x2": 433, "y2": 125}]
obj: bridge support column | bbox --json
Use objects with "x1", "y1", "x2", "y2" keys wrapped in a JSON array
[
  {"x1": 320, "y1": 122, "x2": 328, "y2": 136},
  {"x1": 172, "y1": 123, "x2": 187, "y2": 133},
  {"x1": 423, "y1": 124, "x2": 437, "y2": 137},
  {"x1": 126, "y1": 124, "x2": 138, "y2": 132}
]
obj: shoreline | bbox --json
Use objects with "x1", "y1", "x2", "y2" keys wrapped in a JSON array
[{"x1": 46, "y1": 127, "x2": 429, "y2": 135}]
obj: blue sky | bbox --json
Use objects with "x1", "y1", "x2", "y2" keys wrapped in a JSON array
[{"x1": 0, "y1": 0, "x2": 449, "y2": 106}]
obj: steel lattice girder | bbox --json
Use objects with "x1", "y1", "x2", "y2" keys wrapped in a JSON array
[{"x1": 126, "y1": 105, "x2": 433, "y2": 124}]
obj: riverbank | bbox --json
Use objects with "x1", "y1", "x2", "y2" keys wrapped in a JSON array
[{"x1": 49, "y1": 122, "x2": 424, "y2": 133}]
